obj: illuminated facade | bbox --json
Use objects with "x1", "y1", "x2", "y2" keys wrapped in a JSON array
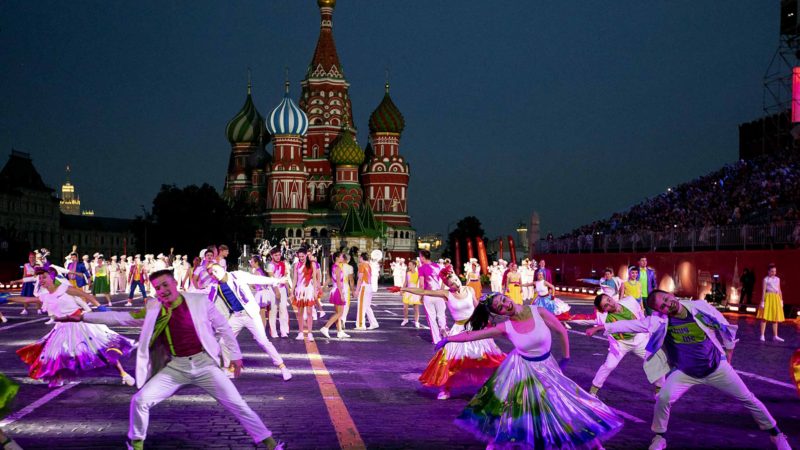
[
  {"x1": 60, "y1": 165, "x2": 81, "y2": 215},
  {"x1": 222, "y1": 0, "x2": 415, "y2": 258}
]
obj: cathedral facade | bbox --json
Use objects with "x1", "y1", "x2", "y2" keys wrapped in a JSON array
[{"x1": 222, "y1": 0, "x2": 415, "y2": 260}]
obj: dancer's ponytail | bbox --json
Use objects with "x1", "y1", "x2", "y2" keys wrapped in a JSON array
[{"x1": 468, "y1": 292, "x2": 501, "y2": 331}]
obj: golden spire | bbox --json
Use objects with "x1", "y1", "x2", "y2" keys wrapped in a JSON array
[
  {"x1": 318, "y1": 0, "x2": 336, "y2": 8},
  {"x1": 247, "y1": 67, "x2": 252, "y2": 94}
]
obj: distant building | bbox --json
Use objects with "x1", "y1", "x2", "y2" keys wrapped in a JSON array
[
  {"x1": 0, "y1": 150, "x2": 61, "y2": 255},
  {"x1": 417, "y1": 233, "x2": 443, "y2": 258},
  {"x1": 59, "y1": 165, "x2": 81, "y2": 215},
  {"x1": 220, "y1": 0, "x2": 416, "y2": 260},
  {"x1": 0, "y1": 150, "x2": 137, "y2": 261}
]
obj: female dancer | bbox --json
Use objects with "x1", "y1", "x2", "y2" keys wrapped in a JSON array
[
  {"x1": 17, "y1": 268, "x2": 135, "y2": 387},
  {"x1": 249, "y1": 255, "x2": 273, "y2": 331},
  {"x1": 758, "y1": 264, "x2": 785, "y2": 342},
  {"x1": 339, "y1": 253, "x2": 354, "y2": 330},
  {"x1": 394, "y1": 266, "x2": 505, "y2": 400},
  {"x1": 437, "y1": 292, "x2": 623, "y2": 449},
  {"x1": 400, "y1": 260, "x2": 421, "y2": 328},
  {"x1": 186, "y1": 256, "x2": 201, "y2": 291},
  {"x1": 293, "y1": 247, "x2": 319, "y2": 341},
  {"x1": 92, "y1": 255, "x2": 112, "y2": 306},
  {"x1": 503, "y1": 262, "x2": 523, "y2": 305},
  {"x1": 530, "y1": 271, "x2": 571, "y2": 321},
  {"x1": 466, "y1": 259, "x2": 483, "y2": 301},
  {"x1": 320, "y1": 252, "x2": 350, "y2": 339}
]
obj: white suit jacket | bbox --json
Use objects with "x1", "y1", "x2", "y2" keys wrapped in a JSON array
[
  {"x1": 207, "y1": 271, "x2": 283, "y2": 321},
  {"x1": 595, "y1": 296, "x2": 648, "y2": 356},
  {"x1": 83, "y1": 292, "x2": 240, "y2": 388}
]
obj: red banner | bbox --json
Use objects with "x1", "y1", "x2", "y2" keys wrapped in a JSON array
[
  {"x1": 508, "y1": 235, "x2": 516, "y2": 264},
  {"x1": 476, "y1": 237, "x2": 489, "y2": 276},
  {"x1": 498, "y1": 237, "x2": 504, "y2": 261},
  {"x1": 454, "y1": 239, "x2": 462, "y2": 275}
]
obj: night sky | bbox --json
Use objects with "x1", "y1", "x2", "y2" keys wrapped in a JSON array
[{"x1": 0, "y1": 1, "x2": 779, "y2": 238}]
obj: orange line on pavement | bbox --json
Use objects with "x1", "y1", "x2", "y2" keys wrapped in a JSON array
[{"x1": 305, "y1": 340, "x2": 366, "y2": 450}]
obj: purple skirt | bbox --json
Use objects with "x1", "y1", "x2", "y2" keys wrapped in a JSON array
[{"x1": 329, "y1": 287, "x2": 345, "y2": 306}]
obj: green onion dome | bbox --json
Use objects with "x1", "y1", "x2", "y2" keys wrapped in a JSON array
[
  {"x1": 329, "y1": 128, "x2": 364, "y2": 166},
  {"x1": 225, "y1": 86, "x2": 267, "y2": 144},
  {"x1": 368, "y1": 83, "x2": 404, "y2": 134}
]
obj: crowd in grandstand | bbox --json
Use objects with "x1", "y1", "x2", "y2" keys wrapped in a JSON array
[{"x1": 560, "y1": 150, "x2": 800, "y2": 240}]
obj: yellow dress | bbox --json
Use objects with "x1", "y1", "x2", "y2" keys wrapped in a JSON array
[
  {"x1": 506, "y1": 273, "x2": 523, "y2": 305},
  {"x1": 757, "y1": 292, "x2": 785, "y2": 322},
  {"x1": 403, "y1": 271, "x2": 422, "y2": 305}
]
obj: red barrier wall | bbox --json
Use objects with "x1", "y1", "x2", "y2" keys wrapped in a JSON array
[{"x1": 545, "y1": 249, "x2": 800, "y2": 306}]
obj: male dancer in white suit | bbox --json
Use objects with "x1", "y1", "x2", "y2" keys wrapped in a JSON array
[
  {"x1": 63, "y1": 269, "x2": 284, "y2": 450},
  {"x1": 205, "y1": 263, "x2": 292, "y2": 381},
  {"x1": 588, "y1": 293, "x2": 662, "y2": 397}
]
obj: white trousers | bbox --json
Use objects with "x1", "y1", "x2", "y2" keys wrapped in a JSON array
[
  {"x1": 109, "y1": 274, "x2": 119, "y2": 294},
  {"x1": 256, "y1": 287, "x2": 290, "y2": 337},
  {"x1": 356, "y1": 285, "x2": 377, "y2": 328},
  {"x1": 592, "y1": 337, "x2": 658, "y2": 388},
  {"x1": 129, "y1": 352, "x2": 271, "y2": 443},
  {"x1": 490, "y1": 279, "x2": 502, "y2": 293},
  {"x1": 222, "y1": 311, "x2": 284, "y2": 368},
  {"x1": 522, "y1": 285, "x2": 534, "y2": 300},
  {"x1": 652, "y1": 360, "x2": 776, "y2": 434},
  {"x1": 422, "y1": 295, "x2": 448, "y2": 344}
]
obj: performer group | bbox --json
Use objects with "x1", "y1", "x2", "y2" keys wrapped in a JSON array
[{"x1": 0, "y1": 247, "x2": 793, "y2": 450}]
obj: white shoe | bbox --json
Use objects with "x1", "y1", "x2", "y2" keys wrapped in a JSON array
[
  {"x1": 20, "y1": 309, "x2": 28, "y2": 315},
  {"x1": 773, "y1": 336, "x2": 785, "y2": 342},
  {"x1": 760, "y1": 335, "x2": 766, "y2": 342},
  {"x1": 415, "y1": 321, "x2": 421, "y2": 328},
  {"x1": 307, "y1": 334, "x2": 315, "y2": 342},
  {"x1": 320, "y1": 327, "x2": 331, "y2": 339},
  {"x1": 295, "y1": 332, "x2": 305, "y2": 340},
  {"x1": 125, "y1": 301, "x2": 133, "y2": 307},
  {"x1": 337, "y1": 331, "x2": 350, "y2": 339},
  {"x1": 44, "y1": 318, "x2": 55, "y2": 325},
  {"x1": 367, "y1": 323, "x2": 380, "y2": 330},
  {"x1": 771, "y1": 433, "x2": 791, "y2": 450},
  {"x1": 122, "y1": 373, "x2": 136, "y2": 386},
  {"x1": 400, "y1": 319, "x2": 408, "y2": 326},
  {"x1": 354, "y1": 326, "x2": 367, "y2": 331},
  {"x1": 280, "y1": 366, "x2": 292, "y2": 381},
  {"x1": 0, "y1": 315, "x2": 7, "y2": 323},
  {"x1": 317, "y1": 310, "x2": 326, "y2": 318},
  {"x1": 37, "y1": 309, "x2": 43, "y2": 315},
  {"x1": 648, "y1": 435, "x2": 667, "y2": 450},
  {"x1": 437, "y1": 390, "x2": 450, "y2": 400},
  {"x1": 280, "y1": 333, "x2": 289, "y2": 338}
]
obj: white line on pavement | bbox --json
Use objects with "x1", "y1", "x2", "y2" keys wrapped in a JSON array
[
  {"x1": 383, "y1": 310, "x2": 398, "y2": 316},
  {"x1": 0, "y1": 317, "x2": 50, "y2": 332},
  {"x1": 609, "y1": 407, "x2": 646, "y2": 424},
  {"x1": 0, "y1": 382, "x2": 80, "y2": 427}
]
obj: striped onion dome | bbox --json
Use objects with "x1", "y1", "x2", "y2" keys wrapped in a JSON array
[
  {"x1": 329, "y1": 128, "x2": 364, "y2": 166},
  {"x1": 368, "y1": 83, "x2": 405, "y2": 134},
  {"x1": 225, "y1": 85, "x2": 267, "y2": 144},
  {"x1": 267, "y1": 84, "x2": 308, "y2": 136}
]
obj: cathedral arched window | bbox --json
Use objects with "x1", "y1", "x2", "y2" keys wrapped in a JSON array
[{"x1": 310, "y1": 228, "x2": 318, "y2": 237}]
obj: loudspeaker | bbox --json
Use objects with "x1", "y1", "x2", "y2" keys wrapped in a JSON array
[{"x1": 781, "y1": 0, "x2": 799, "y2": 35}]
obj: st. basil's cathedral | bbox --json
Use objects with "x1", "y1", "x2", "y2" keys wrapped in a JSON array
[{"x1": 221, "y1": 0, "x2": 415, "y2": 260}]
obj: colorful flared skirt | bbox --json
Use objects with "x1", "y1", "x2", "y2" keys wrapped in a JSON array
[
  {"x1": 403, "y1": 292, "x2": 421, "y2": 305},
  {"x1": 756, "y1": 292, "x2": 784, "y2": 322},
  {"x1": 17, "y1": 321, "x2": 134, "y2": 386},
  {"x1": 420, "y1": 323, "x2": 506, "y2": 390},
  {"x1": 534, "y1": 296, "x2": 572, "y2": 321},
  {"x1": 456, "y1": 349, "x2": 623, "y2": 449},
  {"x1": 507, "y1": 284, "x2": 523, "y2": 305}
]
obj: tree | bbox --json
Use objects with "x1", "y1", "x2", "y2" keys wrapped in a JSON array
[
  {"x1": 136, "y1": 184, "x2": 257, "y2": 264},
  {"x1": 443, "y1": 216, "x2": 486, "y2": 266}
]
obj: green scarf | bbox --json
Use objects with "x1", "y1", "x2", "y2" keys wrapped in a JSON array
[{"x1": 130, "y1": 296, "x2": 185, "y2": 349}]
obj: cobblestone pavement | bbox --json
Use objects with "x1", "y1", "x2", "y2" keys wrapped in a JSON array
[{"x1": 0, "y1": 289, "x2": 798, "y2": 449}]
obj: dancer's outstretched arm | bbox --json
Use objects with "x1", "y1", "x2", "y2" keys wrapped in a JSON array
[
  {"x1": 440, "y1": 325, "x2": 504, "y2": 345},
  {"x1": 538, "y1": 307, "x2": 569, "y2": 359},
  {"x1": 396, "y1": 286, "x2": 448, "y2": 299}
]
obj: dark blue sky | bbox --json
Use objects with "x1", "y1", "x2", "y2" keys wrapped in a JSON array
[{"x1": 0, "y1": 1, "x2": 779, "y2": 238}]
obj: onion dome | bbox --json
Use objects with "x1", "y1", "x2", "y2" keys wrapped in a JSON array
[
  {"x1": 267, "y1": 83, "x2": 309, "y2": 136},
  {"x1": 318, "y1": 0, "x2": 336, "y2": 7},
  {"x1": 329, "y1": 128, "x2": 364, "y2": 166},
  {"x1": 226, "y1": 83, "x2": 267, "y2": 144},
  {"x1": 368, "y1": 83, "x2": 405, "y2": 134}
]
